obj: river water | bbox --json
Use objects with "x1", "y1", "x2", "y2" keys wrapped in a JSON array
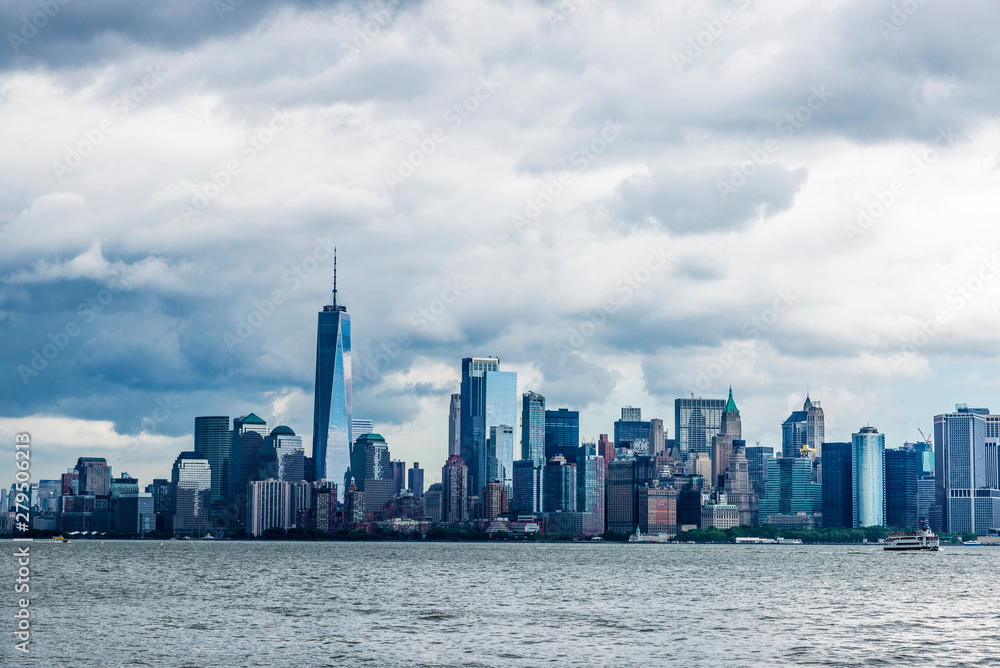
[{"x1": 2, "y1": 540, "x2": 997, "y2": 667}]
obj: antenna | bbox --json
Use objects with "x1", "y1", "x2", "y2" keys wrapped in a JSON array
[{"x1": 331, "y1": 247, "x2": 339, "y2": 307}]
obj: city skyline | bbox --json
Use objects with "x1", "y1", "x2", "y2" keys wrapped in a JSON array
[{"x1": 3, "y1": 1, "x2": 1000, "y2": 493}]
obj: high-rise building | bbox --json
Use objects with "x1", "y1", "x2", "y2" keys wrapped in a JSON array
[
  {"x1": 512, "y1": 460, "x2": 543, "y2": 514},
  {"x1": 423, "y1": 483, "x2": 443, "y2": 522},
  {"x1": 821, "y1": 442, "x2": 852, "y2": 528},
  {"x1": 543, "y1": 456, "x2": 576, "y2": 513},
  {"x1": 407, "y1": 463, "x2": 425, "y2": 496},
  {"x1": 576, "y1": 455, "x2": 606, "y2": 534},
  {"x1": 782, "y1": 395, "x2": 825, "y2": 458},
  {"x1": 598, "y1": 434, "x2": 614, "y2": 462},
  {"x1": 482, "y1": 481, "x2": 508, "y2": 520},
  {"x1": 230, "y1": 413, "x2": 267, "y2": 504},
  {"x1": 348, "y1": 433, "x2": 390, "y2": 493},
  {"x1": 545, "y1": 408, "x2": 580, "y2": 463},
  {"x1": 885, "y1": 447, "x2": 918, "y2": 529},
  {"x1": 390, "y1": 460, "x2": 406, "y2": 496},
  {"x1": 76, "y1": 457, "x2": 111, "y2": 496},
  {"x1": 345, "y1": 478, "x2": 364, "y2": 524},
  {"x1": 648, "y1": 419, "x2": 666, "y2": 457},
  {"x1": 247, "y1": 480, "x2": 311, "y2": 536},
  {"x1": 448, "y1": 394, "x2": 461, "y2": 457},
  {"x1": 724, "y1": 441, "x2": 756, "y2": 526},
  {"x1": 758, "y1": 457, "x2": 821, "y2": 523},
  {"x1": 194, "y1": 416, "x2": 230, "y2": 503},
  {"x1": 260, "y1": 426, "x2": 305, "y2": 482},
  {"x1": 170, "y1": 452, "x2": 212, "y2": 536},
  {"x1": 638, "y1": 483, "x2": 677, "y2": 535},
  {"x1": 745, "y1": 445, "x2": 774, "y2": 499},
  {"x1": 711, "y1": 387, "x2": 742, "y2": 488},
  {"x1": 675, "y1": 397, "x2": 725, "y2": 459},
  {"x1": 36, "y1": 480, "x2": 61, "y2": 513},
  {"x1": 607, "y1": 458, "x2": 637, "y2": 534},
  {"x1": 934, "y1": 407, "x2": 999, "y2": 534},
  {"x1": 441, "y1": 454, "x2": 469, "y2": 523},
  {"x1": 521, "y1": 391, "x2": 546, "y2": 466},
  {"x1": 614, "y1": 412, "x2": 651, "y2": 452},
  {"x1": 488, "y1": 425, "x2": 515, "y2": 495},
  {"x1": 312, "y1": 259, "x2": 352, "y2": 494},
  {"x1": 115, "y1": 493, "x2": 155, "y2": 536},
  {"x1": 852, "y1": 426, "x2": 885, "y2": 527},
  {"x1": 459, "y1": 357, "x2": 517, "y2": 496},
  {"x1": 352, "y1": 419, "x2": 373, "y2": 439}
]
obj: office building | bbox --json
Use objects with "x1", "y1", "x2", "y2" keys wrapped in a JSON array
[
  {"x1": 676, "y1": 475, "x2": 707, "y2": 527},
  {"x1": 260, "y1": 426, "x2": 305, "y2": 483},
  {"x1": 781, "y1": 395, "x2": 825, "y2": 458},
  {"x1": 852, "y1": 426, "x2": 885, "y2": 527},
  {"x1": 448, "y1": 394, "x2": 461, "y2": 457},
  {"x1": 758, "y1": 457, "x2": 821, "y2": 523},
  {"x1": 521, "y1": 391, "x2": 546, "y2": 466},
  {"x1": 349, "y1": 433, "x2": 390, "y2": 492},
  {"x1": 390, "y1": 460, "x2": 406, "y2": 496},
  {"x1": 638, "y1": 483, "x2": 677, "y2": 535},
  {"x1": 885, "y1": 447, "x2": 919, "y2": 529},
  {"x1": 711, "y1": 388, "x2": 742, "y2": 488},
  {"x1": 577, "y1": 455, "x2": 606, "y2": 534},
  {"x1": 76, "y1": 457, "x2": 111, "y2": 496},
  {"x1": 614, "y1": 407, "x2": 651, "y2": 451},
  {"x1": 36, "y1": 480, "x2": 61, "y2": 513},
  {"x1": 345, "y1": 478, "x2": 364, "y2": 524},
  {"x1": 488, "y1": 425, "x2": 515, "y2": 495},
  {"x1": 231, "y1": 413, "x2": 267, "y2": 506},
  {"x1": 512, "y1": 460, "x2": 543, "y2": 514},
  {"x1": 648, "y1": 419, "x2": 666, "y2": 457},
  {"x1": 701, "y1": 501, "x2": 740, "y2": 530},
  {"x1": 248, "y1": 480, "x2": 290, "y2": 537},
  {"x1": 170, "y1": 452, "x2": 212, "y2": 536},
  {"x1": 482, "y1": 481, "x2": 508, "y2": 520},
  {"x1": 746, "y1": 445, "x2": 774, "y2": 499},
  {"x1": 621, "y1": 406, "x2": 642, "y2": 422},
  {"x1": 934, "y1": 407, "x2": 1000, "y2": 534},
  {"x1": 194, "y1": 416, "x2": 230, "y2": 503},
  {"x1": 607, "y1": 458, "x2": 637, "y2": 534},
  {"x1": 423, "y1": 483, "x2": 443, "y2": 522},
  {"x1": 724, "y1": 441, "x2": 756, "y2": 526},
  {"x1": 311, "y1": 261, "x2": 353, "y2": 492},
  {"x1": 114, "y1": 493, "x2": 154, "y2": 536},
  {"x1": 352, "y1": 419, "x2": 373, "y2": 439},
  {"x1": 675, "y1": 397, "x2": 725, "y2": 459},
  {"x1": 545, "y1": 408, "x2": 580, "y2": 463},
  {"x1": 459, "y1": 357, "x2": 517, "y2": 496},
  {"x1": 821, "y1": 442, "x2": 852, "y2": 528},
  {"x1": 598, "y1": 434, "x2": 614, "y2": 462},
  {"x1": 407, "y1": 463, "x2": 425, "y2": 496},
  {"x1": 543, "y1": 456, "x2": 576, "y2": 513},
  {"x1": 442, "y1": 454, "x2": 470, "y2": 523}
]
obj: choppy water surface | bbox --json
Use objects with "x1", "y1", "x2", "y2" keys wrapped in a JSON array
[{"x1": 2, "y1": 540, "x2": 998, "y2": 667}]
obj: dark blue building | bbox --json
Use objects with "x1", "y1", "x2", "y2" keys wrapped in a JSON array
[
  {"x1": 885, "y1": 448, "x2": 919, "y2": 529},
  {"x1": 545, "y1": 408, "x2": 580, "y2": 463},
  {"x1": 821, "y1": 442, "x2": 852, "y2": 528}
]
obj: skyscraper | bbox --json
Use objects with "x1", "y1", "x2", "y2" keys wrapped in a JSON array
[
  {"x1": 448, "y1": 394, "x2": 461, "y2": 457},
  {"x1": 260, "y1": 426, "x2": 305, "y2": 483},
  {"x1": 407, "y1": 463, "x2": 425, "y2": 496},
  {"x1": 459, "y1": 357, "x2": 517, "y2": 495},
  {"x1": 614, "y1": 409, "x2": 651, "y2": 452},
  {"x1": 852, "y1": 426, "x2": 885, "y2": 527},
  {"x1": 488, "y1": 425, "x2": 515, "y2": 495},
  {"x1": 648, "y1": 419, "x2": 666, "y2": 456},
  {"x1": 312, "y1": 256, "x2": 352, "y2": 495},
  {"x1": 745, "y1": 445, "x2": 774, "y2": 499},
  {"x1": 75, "y1": 457, "x2": 111, "y2": 496},
  {"x1": 543, "y1": 456, "x2": 576, "y2": 513},
  {"x1": 885, "y1": 447, "x2": 918, "y2": 529},
  {"x1": 598, "y1": 434, "x2": 614, "y2": 462},
  {"x1": 711, "y1": 387, "x2": 742, "y2": 487},
  {"x1": 724, "y1": 441, "x2": 756, "y2": 526},
  {"x1": 230, "y1": 413, "x2": 267, "y2": 504},
  {"x1": 352, "y1": 419, "x2": 374, "y2": 439},
  {"x1": 821, "y1": 442, "x2": 852, "y2": 528},
  {"x1": 521, "y1": 391, "x2": 546, "y2": 466},
  {"x1": 758, "y1": 457, "x2": 821, "y2": 522},
  {"x1": 934, "y1": 407, "x2": 999, "y2": 534},
  {"x1": 577, "y1": 455, "x2": 606, "y2": 534},
  {"x1": 607, "y1": 458, "x2": 637, "y2": 534},
  {"x1": 170, "y1": 452, "x2": 212, "y2": 536},
  {"x1": 545, "y1": 408, "x2": 580, "y2": 463},
  {"x1": 441, "y1": 454, "x2": 469, "y2": 523},
  {"x1": 512, "y1": 460, "x2": 543, "y2": 514},
  {"x1": 782, "y1": 395, "x2": 825, "y2": 458},
  {"x1": 675, "y1": 397, "x2": 725, "y2": 459},
  {"x1": 194, "y1": 416, "x2": 230, "y2": 503},
  {"x1": 621, "y1": 406, "x2": 642, "y2": 422}
]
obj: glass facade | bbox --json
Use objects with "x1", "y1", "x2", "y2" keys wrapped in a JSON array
[
  {"x1": 545, "y1": 408, "x2": 580, "y2": 463},
  {"x1": 613, "y1": 419, "x2": 651, "y2": 451},
  {"x1": 935, "y1": 410, "x2": 995, "y2": 534},
  {"x1": 674, "y1": 398, "x2": 725, "y2": 458},
  {"x1": 171, "y1": 452, "x2": 212, "y2": 536},
  {"x1": 576, "y1": 455, "x2": 606, "y2": 534},
  {"x1": 488, "y1": 425, "x2": 515, "y2": 496},
  {"x1": 512, "y1": 460, "x2": 543, "y2": 514},
  {"x1": 852, "y1": 427, "x2": 885, "y2": 527},
  {"x1": 885, "y1": 448, "x2": 918, "y2": 529},
  {"x1": 820, "y1": 442, "x2": 852, "y2": 528},
  {"x1": 758, "y1": 457, "x2": 821, "y2": 520},
  {"x1": 194, "y1": 416, "x2": 230, "y2": 503},
  {"x1": 745, "y1": 445, "x2": 774, "y2": 499},
  {"x1": 521, "y1": 392, "x2": 546, "y2": 466},
  {"x1": 312, "y1": 303, "x2": 352, "y2": 498}
]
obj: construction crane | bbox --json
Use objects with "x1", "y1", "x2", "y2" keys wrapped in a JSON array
[{"x1": 917, "y1": 428, "x2": 932, "y2": 445}]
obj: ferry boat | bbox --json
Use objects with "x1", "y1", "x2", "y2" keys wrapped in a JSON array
[
  {"x1": 628, "y1": 528, "x2": 673, "y2": 543},
  {"x1": 883, "y1": 529, "x2": 939, "y2": 551}
]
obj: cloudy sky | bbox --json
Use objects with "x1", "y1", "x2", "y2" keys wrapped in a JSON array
[{"x1": 2, "y1": 0, "x2": 1000, "y2": 487}]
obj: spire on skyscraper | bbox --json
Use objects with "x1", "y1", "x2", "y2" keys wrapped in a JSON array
[
  {"x1": 331, "y1": 246, "x2": 338, "y2": 307},
  {"x1": 725, "y1": 386, "x2": 738, "y2": 414}
]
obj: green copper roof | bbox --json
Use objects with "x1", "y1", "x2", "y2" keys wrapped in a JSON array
[
  {"x1": 242, "y1": 413, "x2": 266, "y2": 424},
  {"x1": 725, "y1": 387, "x2": 738, "y2": 413},
  {"x1": 356, "y1": 433, "x2": 385, "y2": 442}
]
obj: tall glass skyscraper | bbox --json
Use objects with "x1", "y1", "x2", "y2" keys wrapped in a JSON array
[
  {"x1": 521, "y1": 391, "x2": 546, "y2": 466},
  {"x1": 312, "y1": 262, "x2": 352, "y2": 498},
  {"x1": 934, "y1": 407, "x2": 998, "y2": 534},
  {"x1": 675, "y1": 397, "x2": 725, "y2": 459},
  {"x1": 852, "y1": 426, "x2": 885, "y2": 527},
  {"x1": 448, "y1": 394, "x2": 461, "y2": 457},
  {"x1": 194, "y1": 415, "x2": 230, "y2": 503},
  {"x1": 545, "y1": 408, "x2": 580, "y2": 463},
  {"x1": 171, "y1": 451, "x2": 212, "y2": 536},
  {"x1": 489, "y1": 425, "x2": 515, "y2": 495},
  {"x1": 460, "y1": 357, "x2": 516, "y2": 495},
  {"x1": 821, "y1": 442, "x2": 852, "y2": 528}
]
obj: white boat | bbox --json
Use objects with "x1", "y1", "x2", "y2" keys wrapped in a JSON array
[
  {"x1": 628, "y1": 528, "x2": 673, "y2": 543},
  {"x1": 962, "y1": 540, "x2": 982, "y2": 546},
  {"x1": 884, "y1": 529, "x2": 939, "y2": 551}
]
